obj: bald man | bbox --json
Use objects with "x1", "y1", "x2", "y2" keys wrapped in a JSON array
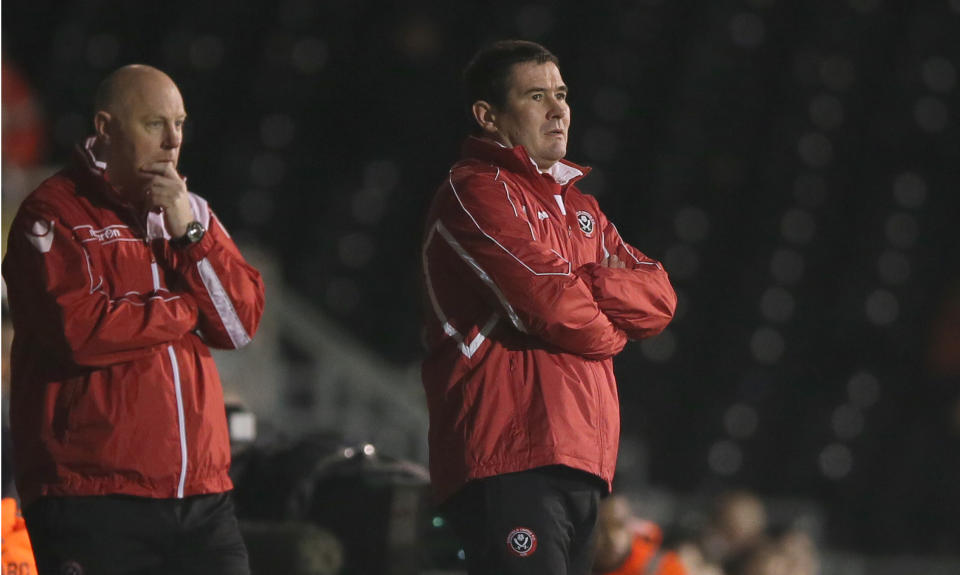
[{"x1": 2, "y1": 65, "x2": 265, "y2": 574}]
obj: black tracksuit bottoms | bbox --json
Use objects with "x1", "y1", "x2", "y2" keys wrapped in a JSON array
[
  {"x1": 442, "y1": 465, "x2": 605, "y2": 575},
  {"x1": 23, "y1": 492, "x2": 250, "y2": 575}
]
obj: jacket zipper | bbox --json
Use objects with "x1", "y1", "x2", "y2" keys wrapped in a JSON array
[
  {"x1": 148, "y1": 220, "x2": 187, "y2": 499},
  {"x1": 166, "y1": 345, "x2": 188, "y2": 498}
]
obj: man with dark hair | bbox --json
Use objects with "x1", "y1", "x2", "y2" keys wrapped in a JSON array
[
  {"x1": 2, "y1": 64, "x2": 264, "y2": 574},
  {"x1": 421, "y1": 40, "x2": 677, "y2": 574}
]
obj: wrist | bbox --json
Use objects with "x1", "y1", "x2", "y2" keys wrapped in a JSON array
[{"x1": 171, "y1": 221, "x2": 206, "y2": 249}]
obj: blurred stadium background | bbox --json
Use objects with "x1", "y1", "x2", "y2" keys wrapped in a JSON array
[{"x1": 2, "y1": 1, "x2": 959, "y2": 573}]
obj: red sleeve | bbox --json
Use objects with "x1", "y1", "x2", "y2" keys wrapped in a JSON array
[
  {"x1": 157, "y1": 211, "x2": 265, "y2": 350},
  {"x1": 431, "y1": 168, "x2": 627, "y2": 359},
  {"x1": 1, "y1": 202, "x2": 199, "y2": 367},
  {"x1": 578, "y1": 208, "x2": 677, "y2": 340}
]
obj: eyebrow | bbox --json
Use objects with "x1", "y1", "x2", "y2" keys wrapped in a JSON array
[{"x1": 523, "y1": 85, "x2": 568, "y2": 95}]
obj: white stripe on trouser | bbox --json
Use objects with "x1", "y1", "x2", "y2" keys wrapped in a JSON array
[
  {"x1": 167, "y1": 345, "x2": 188, "y2": 498},
  {"x1": 196, "y1": 258, "x2": 251, "y2": 348}
]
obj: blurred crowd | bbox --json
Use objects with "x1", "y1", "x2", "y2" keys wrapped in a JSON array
[{"x1": 592, "y1": 491, "x2": 818, "y2": 575}]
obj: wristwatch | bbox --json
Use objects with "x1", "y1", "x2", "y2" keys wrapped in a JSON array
[{"x1": 172, "y1": 221, "x2": 205, "y2": 248}]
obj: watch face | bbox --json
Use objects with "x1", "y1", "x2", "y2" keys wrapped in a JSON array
[{"x1": 186, "y1": 222, "x2": 205, "y2": 242}]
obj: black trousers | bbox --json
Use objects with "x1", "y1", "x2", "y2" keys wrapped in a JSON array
[
  {"x1": 442, "y1": 465, "x2": 604, "y2": 575},
  {"x1": 23, "y1": 492, "x2": 250, "y2": 575}
]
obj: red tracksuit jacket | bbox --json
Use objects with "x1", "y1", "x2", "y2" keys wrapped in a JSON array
[
  {"x1": 2, "y1": 140, "x2": 265, "y2": 505},
  {"x1": 421, "y1": 137, "x2": 677, "y2": 502}
]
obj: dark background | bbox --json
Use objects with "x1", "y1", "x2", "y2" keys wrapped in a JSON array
[{"x1": 3, "y1": 0, "x2": 959, "y2": 555}]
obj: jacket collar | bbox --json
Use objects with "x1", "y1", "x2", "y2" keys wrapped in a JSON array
[
  {"x1": 72, "y1": 136, "x2": 132, "y2": 209},
  {"x1": 460, "y1": 136, "x2": 590, "y2": 188}
]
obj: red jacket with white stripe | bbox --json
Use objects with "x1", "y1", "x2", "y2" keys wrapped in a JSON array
[
  {"x1": 1, "y1": 140, "x2": 265, "y2": 506},
  {"x1": 421, "y1": 137, "x2": 677, "y2": 503}
]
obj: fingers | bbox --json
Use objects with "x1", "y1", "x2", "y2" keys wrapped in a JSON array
[
  {"x1": 140, "y1": 161, "x2": 179, "y2": 177},
  {"x1": 600, "y1": 255, "x2": 626, "y2": 269}
]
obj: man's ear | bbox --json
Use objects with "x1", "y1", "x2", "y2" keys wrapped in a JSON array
[
  {"x1": 94, "y1": 111, "x2": 112, "y2": 144},
  {"x1": 471, "y1": 101, "x2": 499, "y2": 135}
]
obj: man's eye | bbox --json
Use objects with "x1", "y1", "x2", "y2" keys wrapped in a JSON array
[
  {"x1": 147, "y1": 121, "x2": 163, "y2": 129},
  {"x1": 532, "y1": 93, "x2": 543, "y2": 101},
  {"x1": 175, "y1": 120, "x2": 185, "y2": 129},
  {"x1": 557, "y1": 92, "x2": 567, "y2": 101}
]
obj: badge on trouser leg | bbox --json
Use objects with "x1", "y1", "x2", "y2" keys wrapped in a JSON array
[{"x1": 506, "y1": 527, "x2": 537, "y2": 557}]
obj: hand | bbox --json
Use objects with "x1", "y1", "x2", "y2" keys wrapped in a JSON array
[
  {"x1": 140, "y1": 162, "x2": 192, "y2": 238},
  {"x1": 601, "y1": 254, "x2": 626, "y2": 269}
]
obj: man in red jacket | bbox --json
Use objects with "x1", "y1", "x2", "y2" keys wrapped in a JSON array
[
  {"x1": 421, "y1": 40, "x2": 677, "y2": 574},
  {"x1": 2, "y1": 64, "x2": 265, "y2": 574}
]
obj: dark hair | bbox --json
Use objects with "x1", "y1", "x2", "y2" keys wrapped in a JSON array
[{"x1": 462, "y1": 40, "x2": 559, "y2": 112}]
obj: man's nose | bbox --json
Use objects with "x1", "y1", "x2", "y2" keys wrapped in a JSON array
[
  {"x1": 547, "y1": 97, "x2": 567, "y2": 119},
  {"x1": 163, "y1": 123, "x2": 182, "y2": 149}
]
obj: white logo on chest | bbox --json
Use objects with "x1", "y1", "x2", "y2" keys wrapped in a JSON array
[{"x1": 92, "y1": 228, "x2": 123, "y2": 241}]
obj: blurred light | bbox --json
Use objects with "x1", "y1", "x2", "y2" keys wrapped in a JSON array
[
  {"x1": 664, "y1": 244, "x2": 700, "y2": 280},
  {"x1": 640, "y1": 329, "x2": 677, "y2": 362},
  {"x1": 363, "y1": 160, "x2": 400, "y2": 192},
  {"x1": 515, "y1": 4, "x2": 556, "y2": 39},
  {"x1": 847, "y1": 0, "x2": 880, "y2": 13},
  {"x1": 809, "y1": 93, "x2": 844, "y2": 131},
  {"x1": 914, "y1": 96, "x2": 949, "y2": 133},
  {"x1": 343, "y1": 447, "x2": 356, "y2": 458},
  {"x1": 592, "y1": 87, "x2": 631, "y2": 123},
  {"x1": 848, "y1": 371, "x2": 880, "y2": 408},
  {"x1": 250, "y1": 153, "x2": 286, "y2": 187},
  {"x1": 921, "y1": 57, "x2": 957, "y2": 93},
  {"x1": 750, "y1": 326, "x2": 785, "y2": 364},
  {"x1": 189, "y1": 35, "x2": 224, "y2": 70},
  {"x1": 832, "y1": 404, "x2": 865, "y2": 439},
  {"x1": 724, "y1": 404, "x2": 759, "y2": 439},
  {"x1": 292, "y1": 37, "x2": 329, "y2": 74},
  {"x1": 877, "y1": 250, "x2": 911, "y2": 285},
  {"x1": 457, "y1": 549, "x2": 466, "y2": 561},
  {"x1": 260, "y1": 113, "x2": 296, "y2": 149},
  {"x1": 819, "y1": 55, "x2": 856, "y2": 92},
  {"x1": 432, "y1": 516, "x2": 445, "y2": 528},
  {"x1": 793, "y1": 173, "x2": 827, "y2": 208},
  {"x1": 865, "y1": 289, "x2": 899, "y2": 325},
  {"x1": 397, "y1": 17, "x2": 441, "y2": 62},
  {"x1": 362, "y1": 443, "x2": 376, "y2": 456},
  {"x1": 338, "y1": 233, "x2": 376, "y2": 268},
  {"x1": 770, "y1": 248, "x2": 805, "y2": 284},
  {"x1": 780, "y1": 208, "x2": 816, "y2": 245},
  {"x1": 708, "y1": 440, "x2": 742, "y2": 476},
  {"x1": 819, "y1": 443, "x2": 853, "y2": 479},
  {"x1": 885, "y1": 212, "x2": 919, "y2": 248},
  {"x1": 892, "y1": 172, "x2": 927, "y2": 208},
  {"x1": 760, "y1": 286, "x2": 795, "y2": 322},
  {"x1": 86, "y1": 34, "x2": 120, "y2": 69},
  {"x1": 797, "y1": 132, "x2": 833, "y2": 168},
  {"x1": 674, "y1": 207, "x2": 711, "y2": 243},
  {"x1": 583, "y1": 126, "x2": 619, "y2": 163},
  {"x1": 352, "y1": 187, "x2": 388, "y2": 225},
  {"x1": 239, "y1": 189, "x2": 276, "y2": 226},
  {"x1": 54, "y1": 113, "x2": 86, "y2": 149},
  {"x1": 326, "y1": 277, "x2": 360, "y2": 313},
  {"x1": 729, "y1": 12, "x2": 765, "y2": 48}
]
